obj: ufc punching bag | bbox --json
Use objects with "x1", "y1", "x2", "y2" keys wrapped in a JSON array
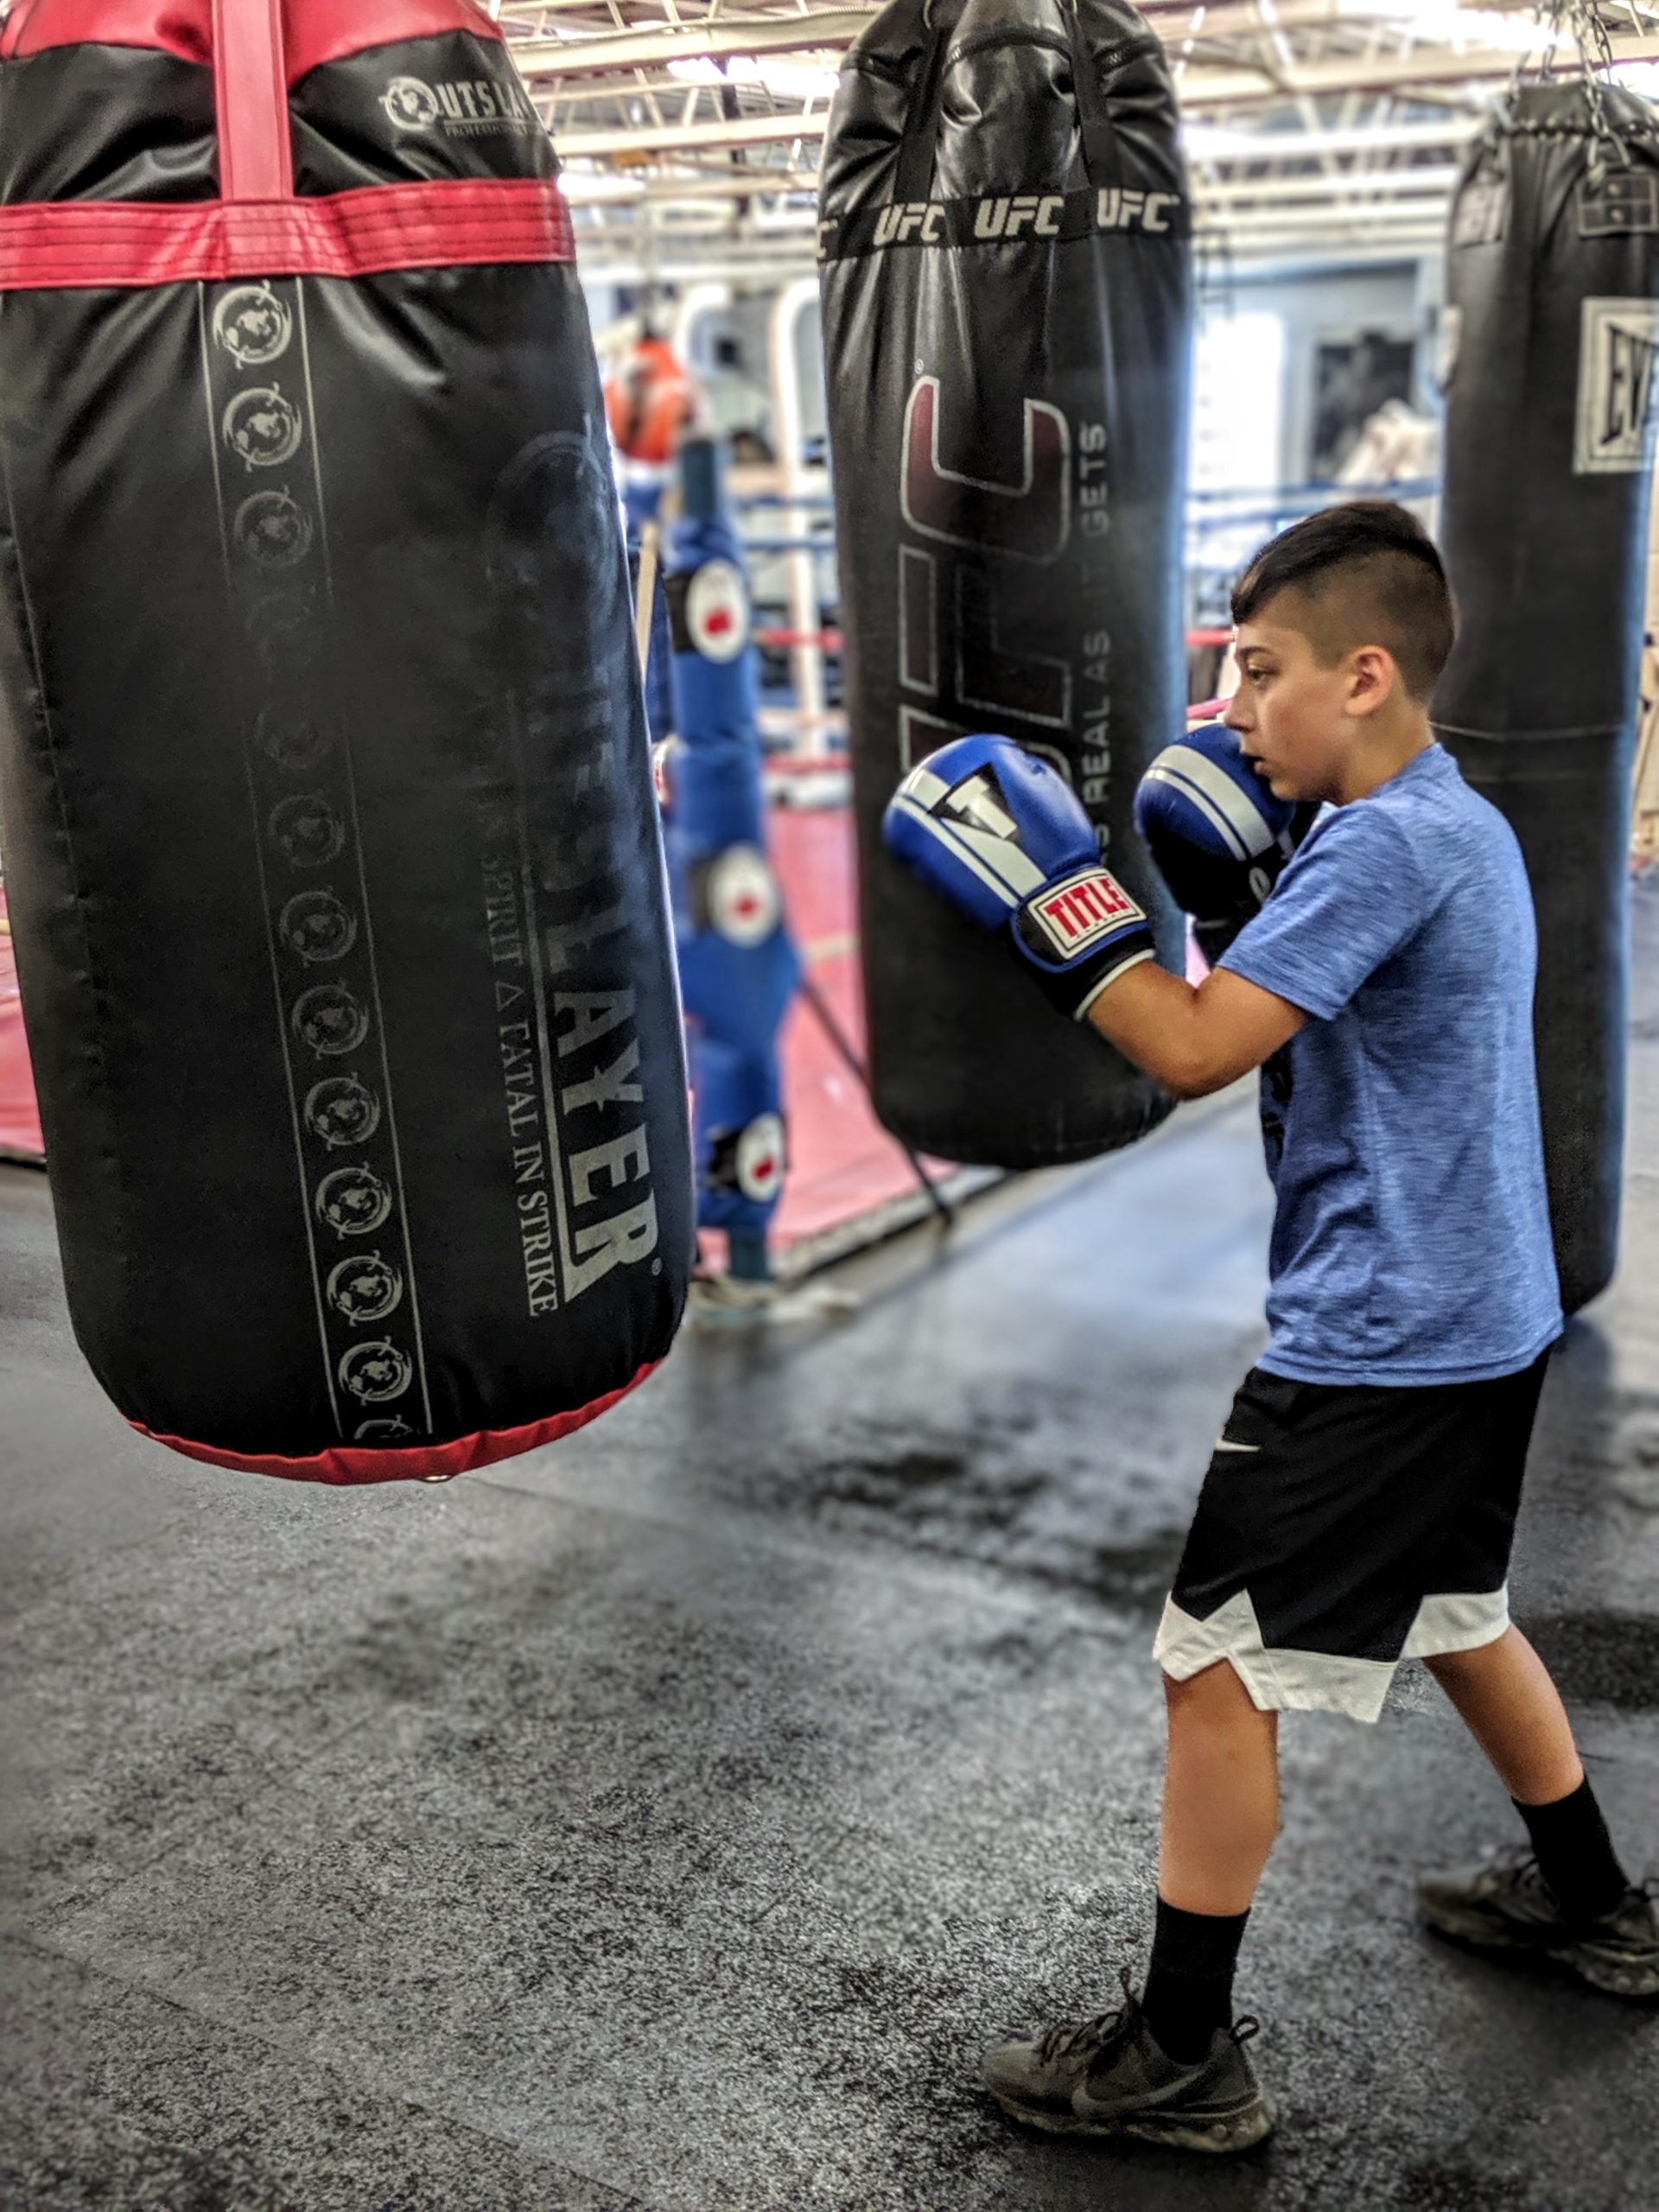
[
  {"x1": 819, "y1": 0, "x2": 1192, "y2": 1167},
  {"x1": 0, "y1": 0, "x2": 693, "y2": 1481},
  {"x1": 1433, "y1": 76, "x2": 1659, "y2": 1313}
]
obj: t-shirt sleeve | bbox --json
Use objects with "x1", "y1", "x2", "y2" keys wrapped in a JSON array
[{"x1": 1218, "y1": 804, "x2": 1432, "y2": 1020}]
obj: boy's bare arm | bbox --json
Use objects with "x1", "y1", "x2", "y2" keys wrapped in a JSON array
[{"x1": 1085, "y1": 964, "x2": 1306, "y2": 1099}]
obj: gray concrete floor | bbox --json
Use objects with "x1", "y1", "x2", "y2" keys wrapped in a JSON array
[{"x1": 3, "y1": 880, "x2": 1656, "y2": 2212}]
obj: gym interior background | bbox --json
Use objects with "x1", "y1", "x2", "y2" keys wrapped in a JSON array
[{"x1": 2, "y1": 0, "x2": 1658, "y2": 2204}]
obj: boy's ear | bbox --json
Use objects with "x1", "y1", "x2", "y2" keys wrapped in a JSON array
[{"x1": 1344, "y1": 644, "x2": 1396, "y2": 717}]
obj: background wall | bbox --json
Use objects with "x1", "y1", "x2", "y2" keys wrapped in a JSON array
[
  {"x1": 588, "y1": 255, "x2": 1448, "y2": 497},
  {"x1": 1199, "y1": 259, "x2": 1433, "y2": 485}
]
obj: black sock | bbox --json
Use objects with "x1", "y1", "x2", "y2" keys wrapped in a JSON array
[
  {"x1": 1140, "y1": 1896, "x2": 1250, "y2": 2065},
  {"x1": 1513, "y1": 1776, "x2": 1630, "y2": 1922}
]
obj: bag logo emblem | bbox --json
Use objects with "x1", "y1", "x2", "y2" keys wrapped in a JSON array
[
  {"x1": 291, "y1": 983, "x2": 371, "y2": 1058},
  {"x1": 280, "y1": 890, "x2": 359, "y2": 966},
  {"x1": 382, "y1": 77, "x2": 442, "y2": 130},
  {"x1": 269, "y1": 792, "x2": 346, "y2": 869},
  {"x1": 380, "y1": 72, "x2": 537, "y2": 136},
  {"x1": 315, "y1": 1166, "x2": 394, "y2": 1239},
  {"x1": 1576, "y1": 298, "x2": 1659, "y2": 475},
  {"x1": 327, "y1": 1255, "x2": 404, "y2": 1325},
  {"x1": 234, "y1": 492, "x2": 314, "y2": 571},
  {"x1": 212, "y1": 286, "x2": 292, "y2": 369},
  {"x1": 304, "y1": 1077, "x2": 382, "y2": 1150},
  {"x1": 339, "y1": 1341, "x2": 415, "y2": 1403},
  {"x1": 224, "y1": 387, "x2": 303, "y2": 473}
]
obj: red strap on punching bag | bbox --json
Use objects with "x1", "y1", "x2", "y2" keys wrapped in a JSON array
[
  {"x1": 213, "y1": 0, "x2": 293, "y2": 201},
  {"x1": 0, "y1": 184, "x2": 575, "y2": 286}
]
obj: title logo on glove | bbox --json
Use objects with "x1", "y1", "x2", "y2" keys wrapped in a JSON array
[{"x1": 1030, "y1": 869, "x2": 1145, "y2": 956}]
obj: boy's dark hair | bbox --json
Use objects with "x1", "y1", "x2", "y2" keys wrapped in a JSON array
[{"x1": 1230, "y1": 500, "x2": 1456, "y2": 703}]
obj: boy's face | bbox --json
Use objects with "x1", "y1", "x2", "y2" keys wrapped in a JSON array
[{"x1": 1224, "y1": 598, "x2": 1376, "y2": 806}]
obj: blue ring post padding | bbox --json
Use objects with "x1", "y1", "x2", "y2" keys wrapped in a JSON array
[
  {"x1": 680, "y1": 436, "x2": 721, "y2": 522},
  {"x1": 664, "y1": 440, "x2": 802, "y2": 1250}
]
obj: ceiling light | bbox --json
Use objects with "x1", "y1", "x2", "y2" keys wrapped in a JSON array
[
  {"x1": 667, "y1": 55, "x2": 840, "y2": 102},
  {"x1": 1335, "y1": 0, "x2": 1555, "y2": 53},
  {"x1": 559, "y1": 167, "x2": 647, "y2": 204}
]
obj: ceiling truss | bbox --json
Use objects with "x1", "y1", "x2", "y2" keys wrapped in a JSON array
[{"x1": 495, "y1": 0, "x2": 1658, "y2": 278}]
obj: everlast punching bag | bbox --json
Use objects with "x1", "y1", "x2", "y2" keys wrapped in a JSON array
[
  {"x1": 0, "y1": 0, "x2": 693, "y2": 1482},
  {"x1": 818, "y1": 0, "x2": 1192, "y2": 1166},
  {"x1": 1433, "y1": 74, "x2": 1659, "y2": 1313}
]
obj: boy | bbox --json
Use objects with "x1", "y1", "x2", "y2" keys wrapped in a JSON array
[{"x1": 884, "y1": 501, "x2": 1657, "y2": 2152}]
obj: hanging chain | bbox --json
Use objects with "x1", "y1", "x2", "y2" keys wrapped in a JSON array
[
  {"x1": 1565, "y1": 0, "x2": 1630, "y2": 174},
  {"x1": 1510, "y1": 0, "x2": 1634, "y2": 177}
]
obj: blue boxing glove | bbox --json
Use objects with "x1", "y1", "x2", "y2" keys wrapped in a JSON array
[
  {"x1": 1135, "y1": 721, "x2": 1314, "y2": 964},
  {"x1": 883, "y1": 734, "x2": 1154, "y2": 1020}
]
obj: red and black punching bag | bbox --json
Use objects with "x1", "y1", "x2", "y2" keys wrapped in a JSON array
[
  {"x1": 1433, "y1": 77, "x2": 1659, "y2": 1313},
  {"x1": 0, "y1": 0, "x2": 693, "y2": 1481},
  {"x1": 818, "y1": 0, "x2": 1192, "y2": 1167}
]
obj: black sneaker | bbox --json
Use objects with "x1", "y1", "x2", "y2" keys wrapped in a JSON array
[
  {"x1": 979, "y1": 1969, "x2": 1276, "y2": 2153},
  {"x1": 1418, "y1": 1845, "x2": 1659, "y2": 1999}
]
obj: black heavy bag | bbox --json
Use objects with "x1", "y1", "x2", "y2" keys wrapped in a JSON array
[
  {"x1": 818, "y1": 0, "x2": 1192, "y2": 1167},
  {"x1": 1433, "y1": 75, "x2": 1659, "y2": 1313},
  {"x1": 0, "y1": 0, "x2": 693, "y2": 1482}
]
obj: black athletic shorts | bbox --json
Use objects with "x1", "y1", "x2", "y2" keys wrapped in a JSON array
[{"x1": 1153, "y1": 1352, "x2": 1551, "y2": 1723}]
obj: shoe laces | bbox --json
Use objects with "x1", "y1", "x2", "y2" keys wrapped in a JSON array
[
  {"x1": 1030, "y1": 1971, "x2": 1268, "y2": 2069},
  {"x1": 1033, "y1": 1966, "x2": 1141, "y2": 2068},
  {"x1": 1605, "y1": 1873, "x2": 1659, "y2": 1923},
  {"x1": 1475, "y1": 1844, "x2": 1555, "y2": 1903},
  {"x1": 1491, "y1": 1847, "x2": 1657, "y2": 1923}
]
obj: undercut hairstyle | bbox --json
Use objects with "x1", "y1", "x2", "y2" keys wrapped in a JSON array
[{"x1": 1230, "y1": 500, "x2": 1456, "y2": 702}]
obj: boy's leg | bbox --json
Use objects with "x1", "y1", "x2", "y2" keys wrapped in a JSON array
[
  {"x1": 1422, "y1": 1624, "x2": 1582, "y2": 1804},
  {"x1": 1425, "y1": 1626, "x2": 1634, "y2": 1921},
  {"x1": 1160, "y1": 1659, "x2": 1281, "y2": 1912},
  {"x1": 1420, "y1": 1624, "x2": 1656, "y2": 1996},
  {"x1": 977, "y1": 1650, "x2": 1280, "y2": 2152},
  {"x1": 1407, "y1": 1358, "x2": 1650, "y2": 1985},
  {"x1": 1141, "y1": 1659, "x2": 1279, "y2": 2062}
]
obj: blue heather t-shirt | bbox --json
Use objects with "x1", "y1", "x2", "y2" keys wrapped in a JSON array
[{"x1": 1219, "y1": 742, "x2": 1562, "y2": 1386}]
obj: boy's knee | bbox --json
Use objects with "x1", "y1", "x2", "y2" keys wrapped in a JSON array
[
  {"x1": 1423, "y1": 1635, "x2": 1507, "y2": 1686},
  {"x1": 1163, "y1": 1658, "x2": 1259, "y2": 1718},
  {"x1": 1162, "y1": 1664, "x2": 1203, "y2": 1712}
]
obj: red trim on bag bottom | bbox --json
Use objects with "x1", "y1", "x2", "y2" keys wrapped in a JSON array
[
  {"x1": 1, "y1": 0, "x2": 503, "y2": 75},
  {"x1": 0, "y1": 179, "x2": 575, "y2": 289},
  {"x1": 130, "y1": 1357, "x2": 661, "y2": 1485}
]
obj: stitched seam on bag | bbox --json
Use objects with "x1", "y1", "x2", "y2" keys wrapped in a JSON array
[
  {"x1": 0, "y1": 185, "x2": 574, "y2": 285},
  {"x1": 944, "y1": 30, "x2": 1070, "y2": 67},
  {"x1": 0, "y1": 321, "x2": 133, "y2": 1314}
]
